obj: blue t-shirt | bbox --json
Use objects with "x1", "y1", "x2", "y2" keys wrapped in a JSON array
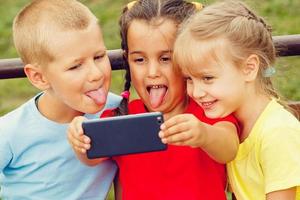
[{"x1": 0, "y1": 92, "x2": 121, "y2": 200}]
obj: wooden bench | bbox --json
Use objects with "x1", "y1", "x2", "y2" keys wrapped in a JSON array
[{"x1": 0, "y1": 35, "x2": 300, "y2": 118}]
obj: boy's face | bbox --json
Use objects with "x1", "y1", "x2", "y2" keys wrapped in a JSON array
[
  {"x1": 127, "y1": 19, "x2": 187, "y2": 117},
  {"x1": 42, "y1": 22, "x2": 111, "y2": 115}
]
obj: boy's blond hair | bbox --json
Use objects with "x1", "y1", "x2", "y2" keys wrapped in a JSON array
[{"x1": 13, "y1": 0, "x2": 97, "y2": 66}]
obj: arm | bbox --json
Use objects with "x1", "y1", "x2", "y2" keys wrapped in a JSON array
[
  {"x1": 113, "y1": 170, "x2": 122, "y2": 200},
  {"x1": 266, "y1": 187, "x2": 296, "y2": 200},
  {"x1": 159, "y1": 113, "x2": 239, "y2": 163},
  {"x1": 67, "y1": 116, "x2": 106, "y2": 166}
]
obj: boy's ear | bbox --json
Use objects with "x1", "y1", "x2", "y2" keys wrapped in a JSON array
[
  {"x1": 242, "y1": 54, "x2": 260, "y2": 82},
  {"x1": 24, "y1": 64, "x2": 50, "y2": 90}
]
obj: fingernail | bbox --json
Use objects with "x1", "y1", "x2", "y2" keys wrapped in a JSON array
[
  {"x1": 158, "y1": 131, "x2": 164, "y2": 138},
  {"x1": 84, "y1": 137, "x2": 90, "y2": 143}
]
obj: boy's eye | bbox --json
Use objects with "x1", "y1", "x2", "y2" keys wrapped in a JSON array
[
  {"x1": 94, "y1": 54, "x2": 104, "y2": 61},
  {"x1": 69, "y1": 64, "x2": 81, "y2": 70}
]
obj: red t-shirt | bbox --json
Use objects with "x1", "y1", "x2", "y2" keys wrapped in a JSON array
[{"x1": 101, "y1": 98, "x2": 239, "y2": 200}]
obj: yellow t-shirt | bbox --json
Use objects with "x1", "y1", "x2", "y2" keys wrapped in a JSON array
[{"x1": 227, "y1": 99, "x2": 300, "y2": 200}]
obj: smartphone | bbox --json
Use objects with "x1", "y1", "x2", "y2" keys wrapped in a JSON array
[{"x1": 82, "y1": 112, "x2": 166, "y2": 158}]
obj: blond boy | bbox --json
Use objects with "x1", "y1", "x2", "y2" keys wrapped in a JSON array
[{"x1": 0, "y1": 0, "x2": 120, "y2": 199}]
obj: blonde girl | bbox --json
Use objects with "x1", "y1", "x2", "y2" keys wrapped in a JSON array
[{"x1": 169, "y1": 0, "x2": 300, "y2": 199}]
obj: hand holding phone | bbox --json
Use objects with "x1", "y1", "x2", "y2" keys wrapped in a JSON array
[{"x1": 82, "y1": 112, "x2": 167, "y2": 158}]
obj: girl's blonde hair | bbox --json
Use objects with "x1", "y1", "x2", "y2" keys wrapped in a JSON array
[{"x1": 174, "y1": 0, "x2": 280, "y2": 101}]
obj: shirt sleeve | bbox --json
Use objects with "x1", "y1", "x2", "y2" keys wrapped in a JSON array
[{"x1": 260, "y1": 126, "x2": 300, "y2": 193}]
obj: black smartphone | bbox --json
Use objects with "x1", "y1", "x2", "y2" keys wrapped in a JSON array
[{"x1": 82, "y1": 112, "x2": 166, "y2": 158}]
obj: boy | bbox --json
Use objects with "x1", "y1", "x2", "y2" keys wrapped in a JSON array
[{"x1": 0, "y1": 0, "x2": 120, "y2": 199}]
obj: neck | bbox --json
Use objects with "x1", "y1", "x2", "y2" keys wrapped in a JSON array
[
  {"x1": 163, "y1": 96, "x2": 189, "y2": 121},
  {"x1": 234, "y1": 93, "x2": 271, "y2": 142},
  {"x1": 37, "y1": 92, "x2": 83, "y2": 123}
]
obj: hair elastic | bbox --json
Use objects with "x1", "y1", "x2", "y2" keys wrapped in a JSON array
[
  {"x1": 127, "y1": 1, "x2": 137, "y2": 10},
  {"x1": 263, "y1": 66, "x2": 276, "y2": 77},
  {"x1": 121, "y1": 91, "x2": 130, "y2": 100},
  {"x1": 191, "y1": 2, "x2": 203, "y2": 11}
]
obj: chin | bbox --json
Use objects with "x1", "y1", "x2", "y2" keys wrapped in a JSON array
[{"x1": 203, "y1": 111, "x2": 222, "y2": 119}]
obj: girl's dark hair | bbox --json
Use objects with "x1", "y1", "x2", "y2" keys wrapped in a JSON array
[{"x1": 113, "y1": 0, "x2": 199, "y2": 116}]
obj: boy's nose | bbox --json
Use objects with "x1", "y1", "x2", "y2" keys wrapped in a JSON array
[{"x1": 88, "y1": 61, "x2": 104, "y2": 82}]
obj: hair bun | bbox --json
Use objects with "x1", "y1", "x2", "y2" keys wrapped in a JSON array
[
  {"x1": 127, "y1": 1, "x2": 137, "y2": 10},
  {"x1": 191, "y1": 2, "x2": 203, "y2": 11}
]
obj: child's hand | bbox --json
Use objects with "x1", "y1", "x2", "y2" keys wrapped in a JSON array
[
  {"x1": 159, "y1": 114, "x2": 206, "y2": 148},
  {"x1": 67, "y1": 116, "x2": 91, "y2": 154}
]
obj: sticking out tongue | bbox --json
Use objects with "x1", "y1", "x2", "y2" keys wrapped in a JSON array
[
  {"x1": 149, "y1": 86, "x2": 167, "y2": 108},
  {"x1": 86, "y1": 88, "x2": 106, "y2": 106}
]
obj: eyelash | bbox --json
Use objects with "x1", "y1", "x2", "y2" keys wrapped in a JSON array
[
  {"x1": 68, "y1": 54, "x2": 105, "y2": 70},
  {"x1": 133, "y1": 57, "x2": 144, "y2": 63},
  {"x1": 203, "y1": 76, "x2": 214, "y2": 81},
  {"x1": 69, "y1": 64, "x2": 81, "y2": 70},
  {"x1": 160, "y1": 56, "x2": 171, "y2": 62},
  {"x1": 132, "y1": 55, "x2": 171, "y2": 64},
  {"x1": 94, "y1": 54, "x2": 104, "y2": 61}
]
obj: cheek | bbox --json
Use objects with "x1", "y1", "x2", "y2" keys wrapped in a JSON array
[
  {"x1": 130, "y1": 67, "x2": 144, "y2": 85},
  {"x1": 103, "y1": 67, "x2": 111, "y2": 83},
  {"x1": 186, "y1": 83, "x2": 194, "y2": 97}
]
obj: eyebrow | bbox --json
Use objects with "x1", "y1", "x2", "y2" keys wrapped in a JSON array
[
  {"x1": 70, "y1": 48, "x2": 107, "y2": 63},
  {"x1": 129, "y1": 50, "x2": 173, "y2": 55}
]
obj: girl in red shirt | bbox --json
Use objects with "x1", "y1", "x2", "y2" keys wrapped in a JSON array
[{"x1": 68, "y1": 1, "x2": 240, "y2": 199}]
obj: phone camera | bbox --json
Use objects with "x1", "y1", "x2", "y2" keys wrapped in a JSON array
[{"x1": 157, "y1": 116, "x2": 162, "y2": 124}]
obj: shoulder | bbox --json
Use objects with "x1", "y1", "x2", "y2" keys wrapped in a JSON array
[
  {"x1": 128, "y1": 99, "x2": 146, "y2": 114},
  {"x1": 260, "y1": 100, "x2": 300, "y2": 138},
  {"x1": 0, "y1": 96, "x2": 37, "y2": 137},
  {"x1": 100, "y1": 98, "x2": 145, "y2": 118},
  {"x1": 105, "y1": 92, "x2": 122, "y2": 109}
]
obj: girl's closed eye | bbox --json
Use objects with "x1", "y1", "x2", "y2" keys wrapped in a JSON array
[{"x1": 202, "y1": 75, "x2": 215, "y2": 83}]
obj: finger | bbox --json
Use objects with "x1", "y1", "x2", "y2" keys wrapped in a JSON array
[
  {"x1": 163, "y1": 131, "x2": 193, "y2": 144},
  {"x1": 161, "y1": 122, "x2": 189, "y2": 138},
  {"x1": 160, "y1": 114, "x2": 188, "y2": 130},
  {"x1": 70, "y1": 116, "x2": 91, "y2": 143},
  {"x1": 74, "y1": 146, "x2": 87, "y2": 154},
  {"x1": 68, "y1": 129, "x2": 90, "y2": 150},
  {"x1": 75, "y1": 135, "x2": 91, "y2": 150},
  {"x1": 75, "y1": 117, "x2": 85, "y2": 134}
]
